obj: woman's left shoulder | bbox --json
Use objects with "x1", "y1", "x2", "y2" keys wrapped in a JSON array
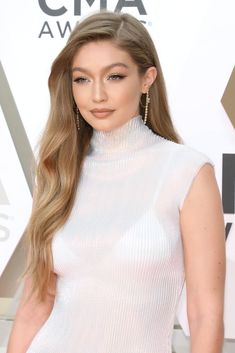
[
  {"x1": 162, "y1": 142, "x2": 216, "y2": 211},
  {"x1": 164, "y1": 140, "x2": 215, "y2": 169}
]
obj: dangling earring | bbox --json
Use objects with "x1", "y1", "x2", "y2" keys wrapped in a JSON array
[
  {"x1": 144, "y1": 89, "x2": 150, "y2": 125},
  {"x1": 76, "y1": 107, "x2": 80, "y2": 131}
]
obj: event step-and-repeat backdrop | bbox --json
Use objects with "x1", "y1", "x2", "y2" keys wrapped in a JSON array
[{"x1": 0, "y1": 0, "x2": 234, "y2": 339}]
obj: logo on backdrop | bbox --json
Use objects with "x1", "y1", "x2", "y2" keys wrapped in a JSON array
[
  {"x1": 0, "y1": 61, "x2": 33, "y2": 245},
  {"x1": 221, "y1": 66, "x2": 235, "y2": 242},
  {"x1": 38, "y1": 0, "x2": 150, "y2": 38},
  {"x1": 223, "y1": 154, "x2": 235, "y2": 239}
]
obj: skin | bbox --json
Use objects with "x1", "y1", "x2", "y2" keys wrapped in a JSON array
[
  {"x1": 71, "y1": 40, "x2": 157, "y2": 131},
  {"x1": 7, "y1": 274, "x2": 57, "y2": 353},
  {"x1": 180, "y1": 164, "x2": 225, "y2": 353}
]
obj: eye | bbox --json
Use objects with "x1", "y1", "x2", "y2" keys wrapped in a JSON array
[
  {"x1": 108, "y1": 74, "x2": 126, "y2": 81},
  {"x1": 73, "y1": 77, "x2": 89, "y2": 84}
]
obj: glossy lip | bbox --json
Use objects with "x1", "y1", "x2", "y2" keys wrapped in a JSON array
[
  {"x1": 91, "y1": 108, "x2": 114, "y2": 113},
  {"x1": 90, "y1": 108, "x2": 115, "y2": 119}
]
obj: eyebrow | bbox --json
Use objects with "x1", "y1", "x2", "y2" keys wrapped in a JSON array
[{"x1": 71, "y1": 62, "x2": 129, "y2": 74}]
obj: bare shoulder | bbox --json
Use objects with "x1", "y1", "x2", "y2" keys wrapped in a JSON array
[
  {"x1": 179, "y1": 162, "x2": 225, "y2": 241},
  {"x1": 180, "y1": 162, "x2": 221, "y2": 217}
]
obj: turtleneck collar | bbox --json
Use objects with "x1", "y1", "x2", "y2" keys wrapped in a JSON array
[{"x1": 87, "y1": 115, "x2": 161, "y2": 159}]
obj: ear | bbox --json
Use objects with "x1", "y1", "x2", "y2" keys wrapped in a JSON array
[{"x1": 141, "y1": 66, "x2": 157, "y2": 93}]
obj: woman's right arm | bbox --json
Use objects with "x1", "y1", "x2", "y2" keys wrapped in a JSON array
[{"x1": 6, "y1": 272, "x2": 57, "y2": 353}]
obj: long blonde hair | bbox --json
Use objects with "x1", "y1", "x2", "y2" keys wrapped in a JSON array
[{"x1": 23, "y1": 10, "x2": 182, "y2": 302}]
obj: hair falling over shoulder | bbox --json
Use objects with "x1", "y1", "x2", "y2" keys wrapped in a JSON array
[{"x1": 22, "y1": 10, "x2": 182, "y2": 302}]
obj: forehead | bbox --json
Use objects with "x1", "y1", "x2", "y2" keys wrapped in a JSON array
[{"x1": 72, "y1": 40, "x2": 136, "y2": 68}]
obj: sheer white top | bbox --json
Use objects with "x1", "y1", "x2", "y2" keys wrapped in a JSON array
[{"x1": 26, "y1": 115, "x2": 214, "y2": 353}]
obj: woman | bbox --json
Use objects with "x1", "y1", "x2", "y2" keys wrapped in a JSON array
[{"x1": 7, "y1": 10, "x2": 225, "y2": 353}]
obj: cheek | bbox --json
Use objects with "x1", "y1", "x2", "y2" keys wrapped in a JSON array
[
  {"x1": 72, "y1": 85, "x2": 77, "y2": 101},
  {"x1": 72, "y1": 78, "x2": 141, "y2": 108},
  {"x1": 72, "y1": 85, "x2": 87, "y2": 107},
  {"x1": 112, "y1": 79, "x2": 141, "y2": 103},
  {"x1": 119, "y1": 81, "x2": 141, "y2": 106}
]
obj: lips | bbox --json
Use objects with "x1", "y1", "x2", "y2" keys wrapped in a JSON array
[
  {"x1": 90, "y1": 109, "x2": 115, "y2": 118},
  {"x1": 91, "y1": 108, "x2": 114, "y2": 113}
]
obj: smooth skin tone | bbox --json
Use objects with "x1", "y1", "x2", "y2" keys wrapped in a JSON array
[
  {"x1": 7, "y1": 273, "x2": 57, "y2": 353},
  {"x1": 71, "y1": 40, "x2": 157, "y2": 131},
  {"x1": 180, "y1": 164, "x2": 225, "y2": 353},
  {"x1": 7, "y1": 40, "x2": 225, "y2": 353}
]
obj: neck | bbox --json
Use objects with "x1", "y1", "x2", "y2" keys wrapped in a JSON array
[{"x1": 87, "y1": 115, "x2": 160, "y2": 160}]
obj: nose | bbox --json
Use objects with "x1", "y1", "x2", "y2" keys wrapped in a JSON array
[{"x1": 92, "y1": 80, "x2": 108, "y2": 103}]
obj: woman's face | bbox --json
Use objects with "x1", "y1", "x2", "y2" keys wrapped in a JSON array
[{"x1": 71, "y1": 40, "x2": 156, "y2": 131}]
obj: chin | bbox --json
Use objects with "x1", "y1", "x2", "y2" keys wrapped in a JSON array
[{"x1": 91, "y1": 118, "x2": 118, "y2": 132}]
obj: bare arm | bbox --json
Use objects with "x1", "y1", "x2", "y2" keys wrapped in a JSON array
[
  {"x1": 180, "y1": 163, "x2": 226, "y2": 353},
  {"x1": 7, "y1": 272, "x2": 57, "y2": 353}
]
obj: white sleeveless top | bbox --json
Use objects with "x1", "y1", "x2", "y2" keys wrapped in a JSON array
[{"x1": 26, "y1": 115, "x2": 214, "y2": 353}]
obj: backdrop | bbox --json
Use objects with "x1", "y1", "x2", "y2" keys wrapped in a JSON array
[{"x1": 0, "y1": 0, "x2": 234, "y2": 339}]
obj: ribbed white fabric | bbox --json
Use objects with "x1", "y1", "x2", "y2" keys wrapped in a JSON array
[{"x1": 26, "y1": 115, "x2": 214, "y2": 353}]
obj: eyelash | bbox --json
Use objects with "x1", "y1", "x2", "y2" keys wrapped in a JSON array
[{"x1": 73, "y1": 74, "x2": 126, "y2": 84}]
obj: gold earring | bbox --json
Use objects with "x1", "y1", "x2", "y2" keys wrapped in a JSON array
[
  {"x1": 144, "y1": 89, "x2": 150, "y2": 125},
  {"x1": 76, "y1": 107, "x2": 80, "y2": 131}
]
